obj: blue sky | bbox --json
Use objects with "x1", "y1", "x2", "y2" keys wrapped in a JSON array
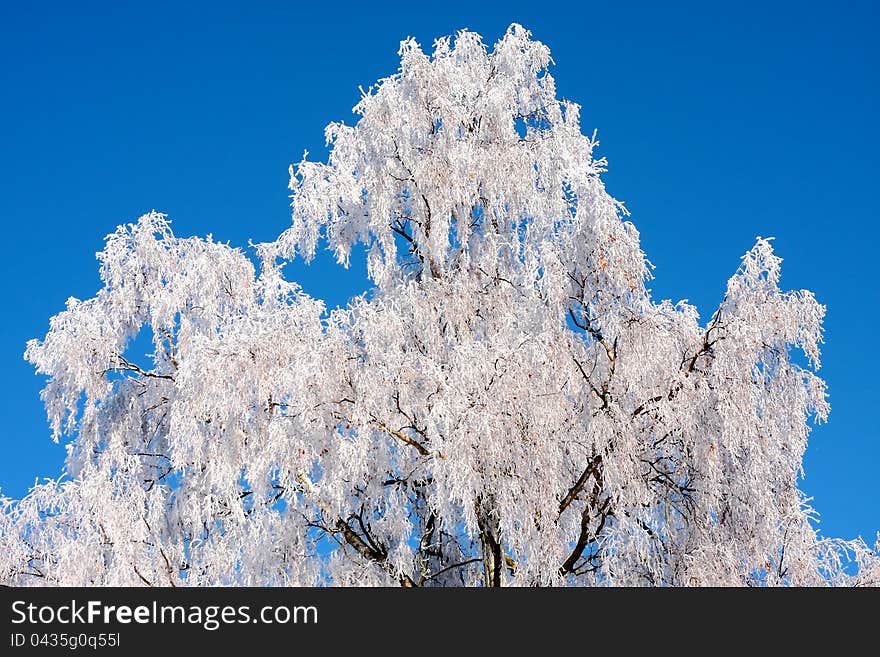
[{"x1": 1, "y1": 1, "x2": 877, "y2": 543}]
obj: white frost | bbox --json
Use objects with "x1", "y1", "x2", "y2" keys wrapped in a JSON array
[{"x1": 2, "y1": 25, "x2": 876, "y2": 587}]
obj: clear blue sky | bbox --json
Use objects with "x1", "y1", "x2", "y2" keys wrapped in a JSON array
[{"x1": 1, "y1": 1, "x2": 877, "y2": 543}]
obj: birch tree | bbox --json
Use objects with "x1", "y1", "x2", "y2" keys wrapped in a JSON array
[{"x1": 2, "y1": 25, "x2": 877, "y2": 586}]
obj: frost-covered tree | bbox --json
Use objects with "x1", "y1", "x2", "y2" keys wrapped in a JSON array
[{"x1": 2, "y1": 25, "x2": 877, "y2": 587}]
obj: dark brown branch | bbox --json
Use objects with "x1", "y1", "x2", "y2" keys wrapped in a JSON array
[
  {"x1": 16, "y1": 570, "x2": 46, "y2": 579},
  {"x1": 133, "y1": 565, "x2": 153, "y2": 587},
  {"x1": 559, "y1": 497, "x2": 611, "y2": 577},
  {"x1": 476, "y1": 499, "x2": 503, "y2": 587},
  {"x1": 334, "y1": 517, "x2": 417, "y2": 587},
  {"x1": 298, "y1": 469, "x2": 417, "y2": 587},
  {"x1": 371, "y1": 421, "x2": 432, "y2": 457},
  {"x1": 107, "y1": 354, "x2": 175, "y2": 381},
  {"x1": 568, "y1": 308, "x2": 616, "y2": 365},
  {"x1": 390, "y1": 220, "x2": 417, "y2": 246},
  {"x1": 336, "y1": 518, "x2": 384, "y2": 561},
  {"x1": 158, "y1": 548, "x2": 176, "y2": 587},
  {"x1": 573, "y1": 356, "x2": 604, "y2": 402},
  {"x1": 422, "y1": 558, "x2": 483, "y2": 583},
  {"x1": 559, "y1": 455, "x2": 602, "y2": 515}
]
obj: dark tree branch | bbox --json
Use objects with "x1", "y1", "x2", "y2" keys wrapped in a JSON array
[
  {"x1": 559, "y1": 496, "x2": 611, "y2": 577},
  {"x1": 559, "y1": 455, "x2": 603, "y2": 515},
  {"x1": 475, "y1": 498, "x2": 503, "y2": 587}
]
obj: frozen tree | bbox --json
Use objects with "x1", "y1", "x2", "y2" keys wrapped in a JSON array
[{"x1": 2, "y1": 25, "x2": 876, "y2": 587}]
